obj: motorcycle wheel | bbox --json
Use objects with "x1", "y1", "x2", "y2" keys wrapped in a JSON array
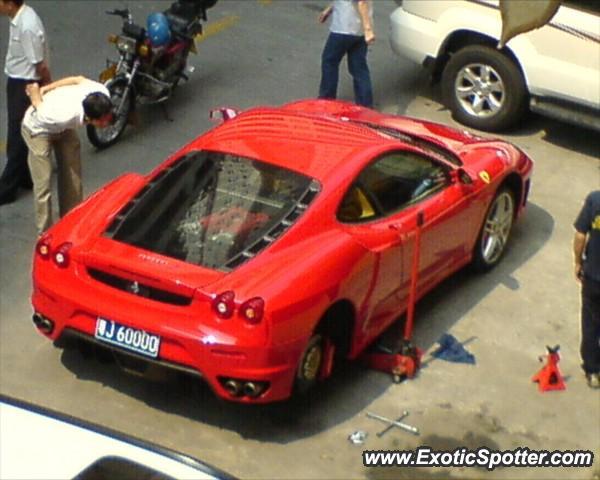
[{"x1": 86, "y1": 76, "x2": 134, "y2": 149}]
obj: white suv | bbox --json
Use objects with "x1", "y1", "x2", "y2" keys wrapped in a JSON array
[{"x1": 390, "y1": 0, "x2": 600, "y2": 132}]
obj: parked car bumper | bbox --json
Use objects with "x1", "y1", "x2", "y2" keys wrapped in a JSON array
[{"x1": 389, "y1": 6, "x2": 438, "y2": 66}]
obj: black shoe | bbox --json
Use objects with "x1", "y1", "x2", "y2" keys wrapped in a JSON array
[{"x1": 0, "y1": 191, "x2": 17, "y2": 206}]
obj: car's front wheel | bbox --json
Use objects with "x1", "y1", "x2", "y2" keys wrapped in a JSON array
[
  {"x1": 442, "y1": 45, "x2": 527, "y2": 131},
  {"x1": 472, "y1": 188, "x2": 515, "y2": 271}
]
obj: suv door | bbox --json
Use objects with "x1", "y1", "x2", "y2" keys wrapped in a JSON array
[{"x1": 524, "y1": 1, "x2": 600, "y2": 108}]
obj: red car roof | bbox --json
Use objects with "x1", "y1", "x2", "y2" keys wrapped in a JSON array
[{"x1": 192, "y1": 107, "x2": 389, "y2": 182}]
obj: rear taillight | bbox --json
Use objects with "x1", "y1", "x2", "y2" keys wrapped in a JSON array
[
  {"x1": 212, "y1": 291, "x2": 265, "y2": 323},
  {"x1": 212, "y1": 291, "x2": 235, "y2": 319},
  {"x1": 240, "y1": 297, "x2": 264, "y2": 324},
  {"x1": 53, "y1": 242, "x2": 73, "y2": 268},
  {"x1": 36, "y1": 235, "x2": 52, "y2": 259}
]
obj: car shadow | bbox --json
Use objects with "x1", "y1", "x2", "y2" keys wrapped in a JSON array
[
  {"x1": 535, "y1": 119, "x2": 600, "y2": 158},
  {"x1": 59, "y1": 200, "x2": 553, "y2": 443}
]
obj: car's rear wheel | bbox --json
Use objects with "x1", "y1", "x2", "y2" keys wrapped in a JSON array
[
  {"x1": 294, "y1": 334, "x2": 324, "y2": 395},
  {"x1": 442, "y1": 45, "x2": 527, "y2": 131},
  {"x1": 472, "y1": 188, "x2": 515, "y2": 271}
]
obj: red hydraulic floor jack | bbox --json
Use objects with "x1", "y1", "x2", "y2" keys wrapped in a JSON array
[{"x1": 360, "y1": 212, "x2": 424, "y2": 383}]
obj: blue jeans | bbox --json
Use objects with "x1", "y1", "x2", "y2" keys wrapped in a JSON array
[{"x1": 319, "y1": 32, "x2": 373, "y2": 108}]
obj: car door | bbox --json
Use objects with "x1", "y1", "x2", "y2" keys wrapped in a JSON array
[
  {"x1": 338, "y1": 150, "x2": 476, "y2": 341},
  {"x1": 523, "y1": 1, "x2": 600, "y2": 108}
]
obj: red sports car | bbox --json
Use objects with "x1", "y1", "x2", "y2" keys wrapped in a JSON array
[{"x1": 32, "y1": 99, "x2": 533, "y2": 403}]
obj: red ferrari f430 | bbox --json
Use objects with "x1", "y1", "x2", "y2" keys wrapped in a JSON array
[{"x1": 32, "y1": 100, "x2": 533, "y2": 403}]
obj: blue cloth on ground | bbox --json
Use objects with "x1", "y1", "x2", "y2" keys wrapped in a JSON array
[{"x1": 432, "y1": 333, "x2": 476, "y2": 364}]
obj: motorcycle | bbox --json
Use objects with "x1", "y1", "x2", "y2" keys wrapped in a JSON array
[{"x1": 87, "y1": 0, "x2": 217, "y2": 149}]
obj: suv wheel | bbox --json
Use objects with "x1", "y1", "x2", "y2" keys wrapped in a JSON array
[{"x1": 442, "y1": 45, "x2": 527, "y2": 131}]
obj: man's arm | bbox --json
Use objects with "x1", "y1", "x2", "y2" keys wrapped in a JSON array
[
  {"x1": 25, "y1": 82, "x2": 43, "y2": 108},
  {"x1": 39, "y1": 76, "x2": 86, "y2": 96},
  {"x1": 356, "y1": 0, "x2": 375, "y2": 44},
  {"x1": 573, "y1": 230, "x2": 587, "y2": 283},
  {"x1": 34, "y1": 60, "x2": 51, "y2": 86},
  {"x1": 318, "y1": 3, "x2": 333, "y2": 23},
  {"x1": 20, "y1": 29, "x2": 51, "y2": 85},
  {"x1": 26, "y1": 76, "x2": 87, "y2": 109}
]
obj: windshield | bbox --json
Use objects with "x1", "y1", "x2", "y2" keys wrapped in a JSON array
[
  {"x1": 106, "y1": 151, "x2": 318, "y2": 271},
  {"x1": 355, "y1": 122, "x2": 463, "y2": 167}
]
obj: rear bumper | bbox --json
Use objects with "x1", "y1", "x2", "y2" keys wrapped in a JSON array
[
  {"x1": 31, "y1": 263, "x2": 305, "y2": 404},
  {"x1": 389, "y1": 7, "x2": 439, "y2": 66}
]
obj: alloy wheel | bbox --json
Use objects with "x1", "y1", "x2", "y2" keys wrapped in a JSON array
[
  {"x1": 481, "y1": 191, "x2": 514, "y2": 265},
  {"x1": 301, "y1": 342, "x2": 323, "y2": 382},
  {"x1": 455, "y1": 63, "x2": 505, "y2": 118}
]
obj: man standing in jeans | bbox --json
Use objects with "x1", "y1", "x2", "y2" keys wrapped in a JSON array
[
  {"x1": 318, "y1": 0, "x2": 375, "y2": 108},
  {"x1": 0, "y1": 0, "x2": 51, "y2": 205}
]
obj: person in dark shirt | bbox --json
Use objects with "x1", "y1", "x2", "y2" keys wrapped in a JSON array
[{"x1": 573, "y1": 190, "x2": 600, "y2": 388}]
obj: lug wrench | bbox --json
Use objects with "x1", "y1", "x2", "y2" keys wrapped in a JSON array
[
  {"x1": 366, "y1": 411, "x2": 419, "y2": 436},
  {"x1": 374, "y1": 410, "x2": 409, "y2": 437}
]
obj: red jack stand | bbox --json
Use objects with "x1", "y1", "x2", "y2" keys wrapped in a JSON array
[
  {"x1": 361, "y1": 212, "x2": 424, "y2": 383},
  {"x1": 532, "y1": 345, "x2": 566, "y2": 392}
]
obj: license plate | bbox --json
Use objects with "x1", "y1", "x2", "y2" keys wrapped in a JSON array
[
  {"x1": 94, "y1": 318, "x2": 160, "y2": 358},
  {"x1": 99, "y1": 64, "x2": 116, "y2": 83}
]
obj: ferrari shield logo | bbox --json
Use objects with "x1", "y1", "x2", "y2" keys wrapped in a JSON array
[{"x1": 479, "y1": 171, "x2": 491, "y2": 184}]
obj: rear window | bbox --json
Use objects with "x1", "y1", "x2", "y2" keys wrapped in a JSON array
[{"x1": 106, "y1": 151, "x2": 318, "y2": 271}]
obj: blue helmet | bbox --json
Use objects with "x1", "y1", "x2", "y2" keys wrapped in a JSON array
[{"x1": 147, "y1": 12, "x2": 171, "y2": 47}]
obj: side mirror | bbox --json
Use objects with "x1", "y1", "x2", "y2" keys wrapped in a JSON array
[
  {"x1": 452, "y1": 168, "x2": 475, "y2": 185},
  {"x1": 209, "y1": 107, "x2": 239, "y2": 123}
]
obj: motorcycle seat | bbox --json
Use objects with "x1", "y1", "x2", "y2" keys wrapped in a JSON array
[{"x1": 165, "y1": 12, "x2": 194, "y2": 38}]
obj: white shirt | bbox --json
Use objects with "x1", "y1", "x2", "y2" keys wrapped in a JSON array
[
  {"x1": 23, "y1": 80, "x2": 110, "y2": 135},
  {"x1": 4, "y1": 4, "x2": 49, "y2": 80},
  {"x1": 330, "y1": 0, "x2": 372, "y2": 36}
]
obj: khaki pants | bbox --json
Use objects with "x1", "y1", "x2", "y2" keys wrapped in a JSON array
[{"x1": 21, "y1": 125, "x2": 82, "y2": 234}]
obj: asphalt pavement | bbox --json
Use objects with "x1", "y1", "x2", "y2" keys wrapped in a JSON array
[{"x1": 1, "y1": 1, "x2": 599, "y2": 479}]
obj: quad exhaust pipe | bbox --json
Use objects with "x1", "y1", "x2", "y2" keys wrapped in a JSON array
[
  {"x1": 243, "y1": 382, "x2": 260, "y2": 397},
  {"x1": 32, "y1": 313, "x2": 54, "y2": 334},
  {"x1": 223, "y1": 379, "x2": 242, "y2": 397},
  {"x1": 221, "y1": 378, "x2": 267, "y2": 398}
]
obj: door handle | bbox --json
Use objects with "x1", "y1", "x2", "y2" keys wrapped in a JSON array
[{"x1": 388, "y1": 223, "x2": 407, "y2": 243}]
